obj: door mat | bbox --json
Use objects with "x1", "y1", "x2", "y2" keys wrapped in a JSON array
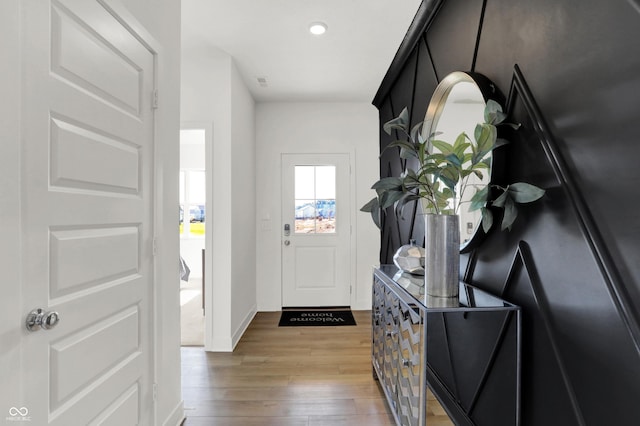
[{"x1": 278, "y1": 307, "x2": 357, "y2": 327}]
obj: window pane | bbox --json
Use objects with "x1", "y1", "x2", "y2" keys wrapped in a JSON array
[
  {"x1": 295, "y1": 200, "x2": 316, "y2": 233},
  {"x1": 189, "y1": 171, "x2": 206, "y2": 203},
  {"x1": 315, "y1": 200, "x2": 336, "y2": 233},
  {"x1": 179, "y1": 204, "x2": 184, "y2": 235},
  {"x1": 295, "y1": 166, "x2": 315, "y2": 199},
  {"x1": 315, "y1": 166, "x2": 335, "y2": 199},
  {"x1": 293, "y1": 165, "x2": 336, "y2": 234},
  {"x1": 188, "y1": 205, "x2": 205, "y2": 237}
]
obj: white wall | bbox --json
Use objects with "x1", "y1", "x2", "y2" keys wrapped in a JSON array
[
  {"x1": 230, "y1": 62, "x2": 257, "y2": 341},
  {"x1": 255, "y1": 102, "x2": 381, "y2": 311},
  {"x1": 181, "y1": 47, "x2": 257, "y2": 351},
  {"x1": 112, "y1": 0, "x2": 183, "y2": 424}
]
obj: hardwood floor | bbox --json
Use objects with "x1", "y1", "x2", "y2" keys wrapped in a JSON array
[{"x1": 181, "y1": 310, "x2": 453, "y2": 425}]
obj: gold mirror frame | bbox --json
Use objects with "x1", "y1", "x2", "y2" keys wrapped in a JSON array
[{"x1": 423, "y1": 71, "x2": 503, "y2": 253}]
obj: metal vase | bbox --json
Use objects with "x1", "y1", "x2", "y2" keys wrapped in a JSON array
[{"x1": 424, "y1": 214, "x2": 460, "y2": 298}]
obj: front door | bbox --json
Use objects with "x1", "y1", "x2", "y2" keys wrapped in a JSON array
[
  {"x1": 19, "y1": 1, "x2": 156, "y2": 424},
  {"x1": 281, "y1": 154, "x2": 351, "y2": 307}
]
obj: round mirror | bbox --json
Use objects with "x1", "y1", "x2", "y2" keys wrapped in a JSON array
[{"x1": 423, "y1": 71, "x2": 503, "y2": 253}]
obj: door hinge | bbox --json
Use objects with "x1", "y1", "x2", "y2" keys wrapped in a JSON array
[
  {"x1": 152, "y1": 89, "x2": 159, "y2": 109},
  {"x1": 152, "y1": 238, "x2": 158, "y2": 256},
  {"x1": 153, "y1": 383, "x2": 158, "y2": 401}
]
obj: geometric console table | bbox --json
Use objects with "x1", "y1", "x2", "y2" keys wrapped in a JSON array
[{"x1": 373, "y1": 265, "x2": 521, "y2": 426}]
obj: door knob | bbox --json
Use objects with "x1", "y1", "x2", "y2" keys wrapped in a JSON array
[
  {"x1": 26, "y1": 308, "x2": 60, "y2": 332},
  {"x1": 284, "y1": 240, "x2": 290, "y2": 246}
]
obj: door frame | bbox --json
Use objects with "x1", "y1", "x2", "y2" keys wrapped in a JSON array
[
  {"x1": 180, "y1": 121, "x2": 213, "y2": 349},
  {"x1": 279, "y1": 151, "x2": 357, "y2": 308}
]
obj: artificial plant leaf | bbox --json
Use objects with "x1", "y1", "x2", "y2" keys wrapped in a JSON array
[
  {"x1": 386, "y1": 139, "x2": 416, "y2": 153},
  {"x1": 453, "y1": 133, "x2": 470, "y2": 158},
  {"x1": 501, "y1": 197, "x2": 518, "y2": 230},
  {"x1": 484, "y1": 99, "x2": 507, "y2": 125},
  {"x1": 431, "y1": 139, "x2": 455, "y2": 155},
  {"x1": 380, "y1": 190, "x2": 406, "y2": 209},
  {"x1": 494, "y1": 138, "x2": 510, "y2": 148},
  {"x1": 492, "y1": 189, "x2": 509, "y2": 208},
  {"x1": 372, "y1": 207, "x2": 381, "y2": 229},
  {"x1": 372, "y1": 176, "x2": 403, "y2": 190},
  {"x1": 481, "y1": 208, "x2": 493, "y2": 233},
  {"x1": 427, "y1": 153, "x2": 448, "y2": 165},
  {"x1": 383, "y1": 107, "x2": 410, "y2": 135},
  {"x1": 502, "y1": 122, "x2": 521, "y2": 130},
  {"x1": 469, "y1": 185, "x2": 489, "y2": 211},
  {"x1": 360, "y1": 197, "x2": 379, "y2": 213},
  {"x1": 360, "y1": 197, "x2": 382, "y2": 230},
  {"x1": 445, "y1": 153, "x2": 463, "y2": 168},
  {"x1": 476, "y1": 159, "x2": 491, "y2": 169},
  {"x1": 395, "y1": 193, "x2": 419, "y2": 220},
  {"x1": 474, "y1": 123, "x2": 497, "y2": 154},
  {"x1": 508, "y1": 182, "x2": 546, "y2": 203},
  {"x1": 410, "y1": 121, "x2": 424, "y2": 145},
  {"x1": 439, "y1": 173, "x2": 458, "y2": 192}
]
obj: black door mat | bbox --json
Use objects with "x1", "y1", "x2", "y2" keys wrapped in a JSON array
[{"x1": 278, "y1": 307, "x2": 357, "y2": 326}]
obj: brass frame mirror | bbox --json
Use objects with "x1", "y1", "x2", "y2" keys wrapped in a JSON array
[{"x1": 423, "y1": 71, "x2": 504, "y2": 253}]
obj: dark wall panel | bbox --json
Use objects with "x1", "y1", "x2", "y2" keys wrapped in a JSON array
[
  {"x1": 426, "y1": 0, "x2": 485, "y2": 77},
  {"x1": 373, "y1": 0, "x2": 640, "y2": 424}
]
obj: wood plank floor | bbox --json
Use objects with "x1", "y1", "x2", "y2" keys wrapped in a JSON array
[{"x1": 181, "y1": 310, "x2": 453, "y2": 426}]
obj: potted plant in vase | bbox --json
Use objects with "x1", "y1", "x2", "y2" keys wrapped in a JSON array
[{"x1": 361, "y1": 100, "x2": 545, "y2": 298}]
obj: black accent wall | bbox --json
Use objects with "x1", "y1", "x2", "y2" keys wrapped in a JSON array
[{"x1": 373, "y1": 1, "x2": 640, "y2": 424}]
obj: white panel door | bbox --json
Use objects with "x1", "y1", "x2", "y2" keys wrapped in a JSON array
[
  {"x1": 19, "y1": 1, "x2": 156, "y2": 424},
  {"x1": 281, "y1": 154, "x2": 351, "y2": 307}
]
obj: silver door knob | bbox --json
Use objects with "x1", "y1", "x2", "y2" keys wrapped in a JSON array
[
  {"x1": 284, "y1": 240, "x2": 290, "y2": 246},
  {"x1": 26, "y1": 308, "x2": 60, "y2": 332}
]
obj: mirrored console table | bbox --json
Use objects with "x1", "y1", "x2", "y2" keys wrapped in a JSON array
[{"x1": 372, "y1": 265, "x2": 521, "y2": 426}]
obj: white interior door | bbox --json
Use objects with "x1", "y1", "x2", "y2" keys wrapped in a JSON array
[
  {"x1": 20, "y1": 1, "x2": 156, "y2": 424},
  {"x1": 281, "y1": 154, "x2": 351, "y2": 307}
]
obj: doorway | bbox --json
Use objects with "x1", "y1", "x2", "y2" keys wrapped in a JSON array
[
  {"x1": 281, "y1": 153, "x2": 352, "y2": 307},
  {"x1": 179, "y1": 125, "x2": 210, "y2": 346}
]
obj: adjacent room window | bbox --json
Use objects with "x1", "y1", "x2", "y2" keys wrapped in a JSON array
[
  {"x1": 294, "y1": 165, "x2": 336, "y2": 234},
  {"x1": 179, "y1": 128, "x2": 206, "y2": 238},
  {"x1": 180, "y1": 170, "x2": 206, "y2": 237}
]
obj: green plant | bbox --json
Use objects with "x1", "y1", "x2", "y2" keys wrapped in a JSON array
[{"x1": 361, "y1": 100, "x2": 545, "y2": 232}]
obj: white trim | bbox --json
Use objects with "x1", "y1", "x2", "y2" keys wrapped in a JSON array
[
  {"x1": 232, "y1": 305, "x2": 258, "y2": 349},
  {"x1": 280, "y1": 152, "x2": 354, "y2": 308},
  {"x1": 181, "y1": 121, "x2": 213, "y2": 352},
  {"x1": 161, "y1": 400, "x2": 185, "y2": 426},
  {"x1": 99, "y1": 2, "x2": 167, "y2": 425}
]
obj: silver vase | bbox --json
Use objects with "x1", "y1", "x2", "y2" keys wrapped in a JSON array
[{"x1": 424, "y1": 214, "x2": 460, "y2": 298}]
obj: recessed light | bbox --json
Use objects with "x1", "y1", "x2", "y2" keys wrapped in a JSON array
[{"x1": 309, "y1": 22, "x2": 327, "y2": 35}]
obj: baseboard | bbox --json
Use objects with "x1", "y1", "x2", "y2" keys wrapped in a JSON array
[
  {"x1": 353, "y1": 298, "x2": 372, "y2": 311},
  {"x1": 161, "y1": 399, "x2": 184, "y2": 426},
  {"x1": 232, "y1": 304, "x2": 257, "y2": 349}
]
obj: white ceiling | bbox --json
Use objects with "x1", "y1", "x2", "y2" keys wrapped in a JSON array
[{"x1": 181, "y1": 0, "x2": 422, "y2": 103}]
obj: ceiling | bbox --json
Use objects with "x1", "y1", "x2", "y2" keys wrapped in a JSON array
[{"x1": 181, "y1": 0, "x2": 422, "y2": 103}]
